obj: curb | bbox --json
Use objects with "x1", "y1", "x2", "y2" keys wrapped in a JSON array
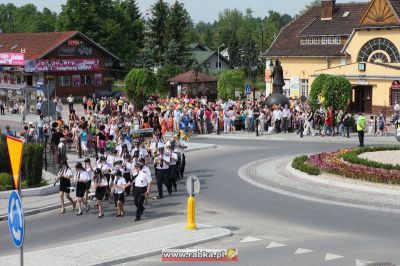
[
  {"x1": 0, "y1": 201, "x2": 74, "y2": 222},
  {"x1": 92, "y1": 225, "x2": 232, "y2": 266},
  {"x1": 186, "y1": 144, "x2": 217, "y2": 153}
]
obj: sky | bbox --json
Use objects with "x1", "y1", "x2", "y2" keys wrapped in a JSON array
[{"x1": 1, "y1": 0, "x2": 370, "y2": 22}]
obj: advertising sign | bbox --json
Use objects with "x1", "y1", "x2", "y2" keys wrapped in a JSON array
[
  {"x1": 34, "y1": 59, "x2": 100, "y2": 72},
  {"x1": 0, "y1": 53, "x2": 24, "y2": 66},
  {"x1": 94, "y1": 73, "x2": 102, "y2": 85},
  {"x1": 72, "y1": 75, "x2": 80, "y2": 87}
]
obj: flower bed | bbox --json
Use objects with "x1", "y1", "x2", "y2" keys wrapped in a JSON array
[
  {"x1": 291, "y1": 155, "x2": 321, "y2": 176},
  {"x1": 341, "y1": 146, "x2": 400, "y2": 170},
  {"x1": 307, "y1": 149, "x2": 400, "y2": 184}
]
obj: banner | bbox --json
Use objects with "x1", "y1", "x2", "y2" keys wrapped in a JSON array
[
  {"x1": 34, "y1": 59, "x2": 100, "y2": 72},
  {"x1": 72, "y1": 75, "x2": 80, "y2": 87},
  {"x1": 94, "y1": 73, "x2": 102, "y2": 86},
  {"x1": 0, "y1": 53, "x2": 24, "y2": 66}
]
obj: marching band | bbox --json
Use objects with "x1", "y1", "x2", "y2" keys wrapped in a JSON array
[{"x1": 55, "y1": 131, "x2": 188, "y2": 221}]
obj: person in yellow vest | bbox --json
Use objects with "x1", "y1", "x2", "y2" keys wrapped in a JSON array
[{"x1": 356, "y1": 113, "x2": 366, "y2": 147}]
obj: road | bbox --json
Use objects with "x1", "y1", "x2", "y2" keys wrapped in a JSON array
[{"x1": 1, "y1": 137, "x2": 400, "y2": 265}]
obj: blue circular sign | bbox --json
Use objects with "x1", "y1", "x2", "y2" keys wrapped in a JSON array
[{"x1": 7, "y1": 191, "x2": 24, "y2": 248}]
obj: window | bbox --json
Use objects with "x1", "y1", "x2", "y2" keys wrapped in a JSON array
[
  {"x1": 313, "y1": 37, "x2": 320, "y2": 44},
  {"x1": 322, "y1": 36, "x2": 328, "y2": 44},
  {"x1": 58, "y1": 76, "x2": 70, "y2": 86},
  {"x1": 81, "y1": 75, "x2": 92, "y2": 85},
  {"x1": 358, "y1": 38, "x2": 400, "y2": 63},
  {"x1": 16, "y1": 75, "x2": 22, "y2": 84},
  {"x1": 334, "y1": 36, "x2": 340, "y2": 44},
  {"x1": 300, "y1": 79, "x2": 309, "y2": 97},
  {"x1": 307, "y1": 37, "x2": 313, "y2": 45},
  {"x1": 342, "y1": 11, "x2": 350, "y2": 18},
  {"x1": 391, "y1": 88, "x2": 400, "y2": 106},
  {"x1": 215, "y1": 61, "x2": 222, "y2": 68},
  {"x1": 328, "y1": 36, "x2": 335, "y2": 44},
  {"x1": 300, "y1": 37, "x2": 307, "y2": 45}
]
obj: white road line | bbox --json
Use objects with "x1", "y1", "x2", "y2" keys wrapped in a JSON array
[
  {"x1": 294, "y1": 248, "x2": 313, "y2": 255},
  {"x1": 266, "y1": 242, "x2": 287, "y2": 249},
  {"x1": 240, "y1": 236, "x2": 262, "y2": 243},
  {"x1": 325, "y1": 253, "x2": 344, "y2": 261},
  {"x1": 355, "y1": 259, "x2": 374, "y2": 266}
]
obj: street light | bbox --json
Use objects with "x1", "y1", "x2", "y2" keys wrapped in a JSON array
[{"x1": 217, "y1": 43, "x2": 225, "y2": 70}]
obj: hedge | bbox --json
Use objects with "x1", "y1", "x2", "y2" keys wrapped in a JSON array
[
  {"x1": 292, "y1": 155, "x2": 321, "y2": 175},
  {"x1": 0, "y1": 172, "x2": 12, "y2": 191},
  {"x1": 341, "y1": 146, "x2": 400, "y2": 171}
]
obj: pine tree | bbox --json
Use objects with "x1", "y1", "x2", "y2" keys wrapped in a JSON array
[{"x1": 148, "y1": 0, "x2": 169, "y2": 64}]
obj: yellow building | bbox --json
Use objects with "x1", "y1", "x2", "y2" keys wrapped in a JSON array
[{"x1": 264, "y1": 0, "x2": 400, "y2": 114}]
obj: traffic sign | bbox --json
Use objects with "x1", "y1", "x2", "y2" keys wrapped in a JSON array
[
  {"x1": 245, "y1": 84, "x2": 252, "y2": 94},
  {"x1": 6, "y1": 136, "x2": 24, "y2": 190},
  {"x1": 186, "y1": 176, "x2": 200, "y2": 196},
  {"x1": 8, "y1": 191, "x2": 25, "y2": 248},
  {"x1": 40, "y1": 100, "x2": 56, "y2": 116}
]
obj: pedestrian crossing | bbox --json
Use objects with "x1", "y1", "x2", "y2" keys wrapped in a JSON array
[{"x1": 235, "y1": 235, "x2": 394, "y2": 266}]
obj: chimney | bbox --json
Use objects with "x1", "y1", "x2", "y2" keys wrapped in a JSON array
[{"x1": 321, "y1": 0, "x2": 336, "y2": 21}]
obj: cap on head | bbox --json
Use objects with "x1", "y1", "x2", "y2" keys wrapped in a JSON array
[
  {"x1": 100, "y1": 156, "x2": 106, "y2": 161},
  {"x1": 75, "y1": 162, "x2": 83, "y2": 169},
  {"x1": 84, "y1": 158, "x2": 91, "y2": 163},
  {"x1": 134, "y1": 162, "x2": 144, "y2": 169},
  {"x1": 94, "y1": 168, "x2": 102, "y2": 174}
]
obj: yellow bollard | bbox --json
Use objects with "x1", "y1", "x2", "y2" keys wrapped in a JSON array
[{"x1": 185, "y1": 196, "x2": 197, "y2": 230}]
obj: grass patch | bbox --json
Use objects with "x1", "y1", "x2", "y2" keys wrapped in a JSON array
[{"x1": 292, "y1": 155, "x2": 321, "y2": 176}]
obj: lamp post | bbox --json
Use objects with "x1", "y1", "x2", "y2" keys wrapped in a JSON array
[{"x1": 217, "y1": 43, "x2": 225, "y2": 70}]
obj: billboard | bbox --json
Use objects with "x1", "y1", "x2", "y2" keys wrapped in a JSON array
[
  {"x1": 33, "y1": 59, "x2": 100, "y2": 72},
  {"x1": 0, "y1": 53, "x2": 24, "y2": 66}
]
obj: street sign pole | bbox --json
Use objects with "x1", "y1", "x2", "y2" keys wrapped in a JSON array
[{"x1": 185, "y1": 176, "x2": 200, "y2": 230}]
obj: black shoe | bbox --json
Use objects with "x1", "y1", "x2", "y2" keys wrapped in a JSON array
[
  {"x1": 76, "y1": 211, "x2": 82, "y2": 216},
  {"x1": 135, "y1": 217, "x2": 140, "y2": 221},
  {"x1": 86, "y1": 205, "x2": 90, "y2": 212},
  {"x1": 158, "y1": 195, "x2": 163, "y2": 199}
]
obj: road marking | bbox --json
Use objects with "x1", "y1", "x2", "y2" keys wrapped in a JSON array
[
  {"x1": 240, "y1": 236, "x2": 262, "y2": 243},
  {"x1": 355, "y1": 259, "x2": 374, "y2": 266},
  {"x1": 266, "y1": 242, "x2": 287, "y2": 249},
  {"x1": 294, "y1": 248, "x2": 313, "y2": 255},
  {"x1": 325, "y1": 253, "x2": 344, "y2": 261}
]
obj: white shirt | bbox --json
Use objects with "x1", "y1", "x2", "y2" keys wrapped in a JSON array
[
  {"x1": 134, "y1": 169, "x2": 152, "y2": 187},
  {"x1": 114, "y1": 177, "x2": 126, "y2": 194},
  {"x1": 74, "y1": 170, "x2": 89, "y2": 183},
  {"x1": 97, "y1": 163, "x2": 110, "y2": 174},
  {"x1": 282, "y1": 108, "x2": 291, "y2": 118},
  {"x1": 85, "y1": 166, "x2": 94, "y2": 181},
  {"x1": 58, "y1": 168, "x2": 72, "y2": 178},
  {"x1": 273, "y1": 109, "x2": 283, "y2": 120},
  {"x1": 155, "y1": 154, "x2": 170, "y2": 170},
  {"x1": 94, "y1": 175, "x2": 108, "y2": 187},
  {"x1": 67, "y1": 96, "x2": 74, "y2": 103},
  {"x1": 169, "y1": 152, "x2": 178, "y2": 166}
]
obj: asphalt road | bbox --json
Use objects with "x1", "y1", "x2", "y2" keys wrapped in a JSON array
[{"x1": 1, "y1": 136, "x2": 400, "y2": 266}]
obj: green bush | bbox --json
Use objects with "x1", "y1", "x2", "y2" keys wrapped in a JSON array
[
  {"x1": 292, "y1": 155, "x2": 321, "y2": 175},
  {"x1": 0, "y1": 135, "x2": 11, "y2": 174},
  {"x1": 0, "y1": 172, "x2": 12, "y2": 191},
  {"x1": 22, "y1": 144, "x2": 44, "y2": 187},
  {"x1": 341, "y1": 146, "x2": 400, "y2": 170}
]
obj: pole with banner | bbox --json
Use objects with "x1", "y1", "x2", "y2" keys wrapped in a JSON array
[{"x1": 6, "y1": 136, "x2": 25, "y2": 266}]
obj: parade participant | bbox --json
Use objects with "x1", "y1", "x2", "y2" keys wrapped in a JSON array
[
  {"x1": 93, "y1": 168, "x2": 108, "y2": 218},
  {"x1": 97, "y1": 155, "x2": 112, "y2": 201},
  {"x1": 177, "y1": 133, "x2": 188, "y2": 178},
  {"x1": 130, "y1": 162, "x2": 152, "y2": 221},
  {"x1": 167, "y1": 141, "x2": 178, "y2": 192},
  {"x1": 154, "y1": 143, "x2": 171, "y2": 198},
  {"x1": 122, "y1": 155, "x2": 133, "y2": 196},
  {"x1": 57, "y1": 160, "x2": 76, "y2": 213},
  {"x1": 74, "y1": 162, "x2": 90, "y2": 215},
  {"x1": 113, "y1": 170, "x2": 126, "y2": 217},
  {"x1": 84, "y1": 158, "x2": 94, "y2": 205}
]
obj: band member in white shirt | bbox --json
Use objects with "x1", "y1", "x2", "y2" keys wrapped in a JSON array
[
  {"x1": 57, "y1": 160, "x2": 75, "y2": 213},
  {"x1": 167, "y1": 143, "x2": 178, "y2": 192},
  {"x1": 113, "y1": 170, "x2": 127, "y2": 217},
  {"x1": 84, "y1": 158, "x2": 94, "y2": 205},
  {"x1": 129, "y1": 162, "x2": 152, "y2": 221},
  {"x1": 122, "y1": 155, "x2": 133, "y2": 196},
  {"x1": 74, "y1": 162, "x2": 90, "y2": 215},
  {"x1": 177, "y1": 135, "x2": 188, "y2": 178},
  {"x1": 97, "y1": 156, "x2": 111, "y2": 201},
  {"x1": 154, "y1": 143, "x2": 170, "y2": 199},
  {"x1": 93, "y1": 168, "x2": 108, "y2": 218}
]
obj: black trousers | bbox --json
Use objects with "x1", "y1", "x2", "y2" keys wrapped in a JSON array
[
  {"x1": 155, "y1": 168, "x2": 171, "y2": 197},
  {"x1": 134, "y1": 186, "x2": 147, "y2": 218},
  {"x1": 180, "y1": 154, "x2": 185, "y2": 178},
  {"x1": 169, "y1": 165, "x2": 177, "y2": 190},
  {"x1": 68, "y1": 103, "x2": 74, "y2": 112},
  {"x1": 358, "y1": 130, "x2": 364, "y2": 147},
  {"x1": 0, "y1": 106, "x2": 4, "y2": 115}
]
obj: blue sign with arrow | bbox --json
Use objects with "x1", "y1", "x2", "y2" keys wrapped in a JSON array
[
  {"x1": 8, "y1": 191, "x2": 24, "y2": 248},
  {"x1": 245, "y1": 84, "x2": 252, "y2": 94}
]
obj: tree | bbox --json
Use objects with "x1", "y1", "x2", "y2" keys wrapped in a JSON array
[
  {"x1": 156, "y1": 64, "x2": 184, "y2": 95},
  {"x1": 125, "y1": 68, "x2": 157, "y2": 107},
  {"x1": 217, "y1": 70, "x2": 245, "y2": 100},
  {"x1": 148, "y1": 0, "x2": 169, "y2": 64},
  {"x1": 309, "y1": 74, "x2": 352, "y2": 111}
]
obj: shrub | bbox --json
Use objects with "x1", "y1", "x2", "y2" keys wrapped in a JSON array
[
  {"x1": 341, "y1": 146, "x2": 400, "y2": 170},
  {"x1": 292, "y1": 155, "x2": 321, "y2": 175},
  {"x1": 0, "y1": 172, "x2": 12, "y2": 191},
  {"x1": 22, "y1": 144, "x2": 44, "y2": 187},
  {"x1": 0, "y1": 135, "x2": 11, "y2": 174}
]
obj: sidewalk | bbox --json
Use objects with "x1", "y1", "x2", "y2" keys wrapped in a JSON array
[
  {"x1": 239, "y1": 156, "x2": 400, "y2": 213},
  {"x1": 193, "y1": 130, "x2": 399, "y2": 144},
  {"x1": 0, "y1": 223, "x2": 232, "y2": 266},
  {"x1": 0, "y1": 141, "x2": 216, "y2": 220}
]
